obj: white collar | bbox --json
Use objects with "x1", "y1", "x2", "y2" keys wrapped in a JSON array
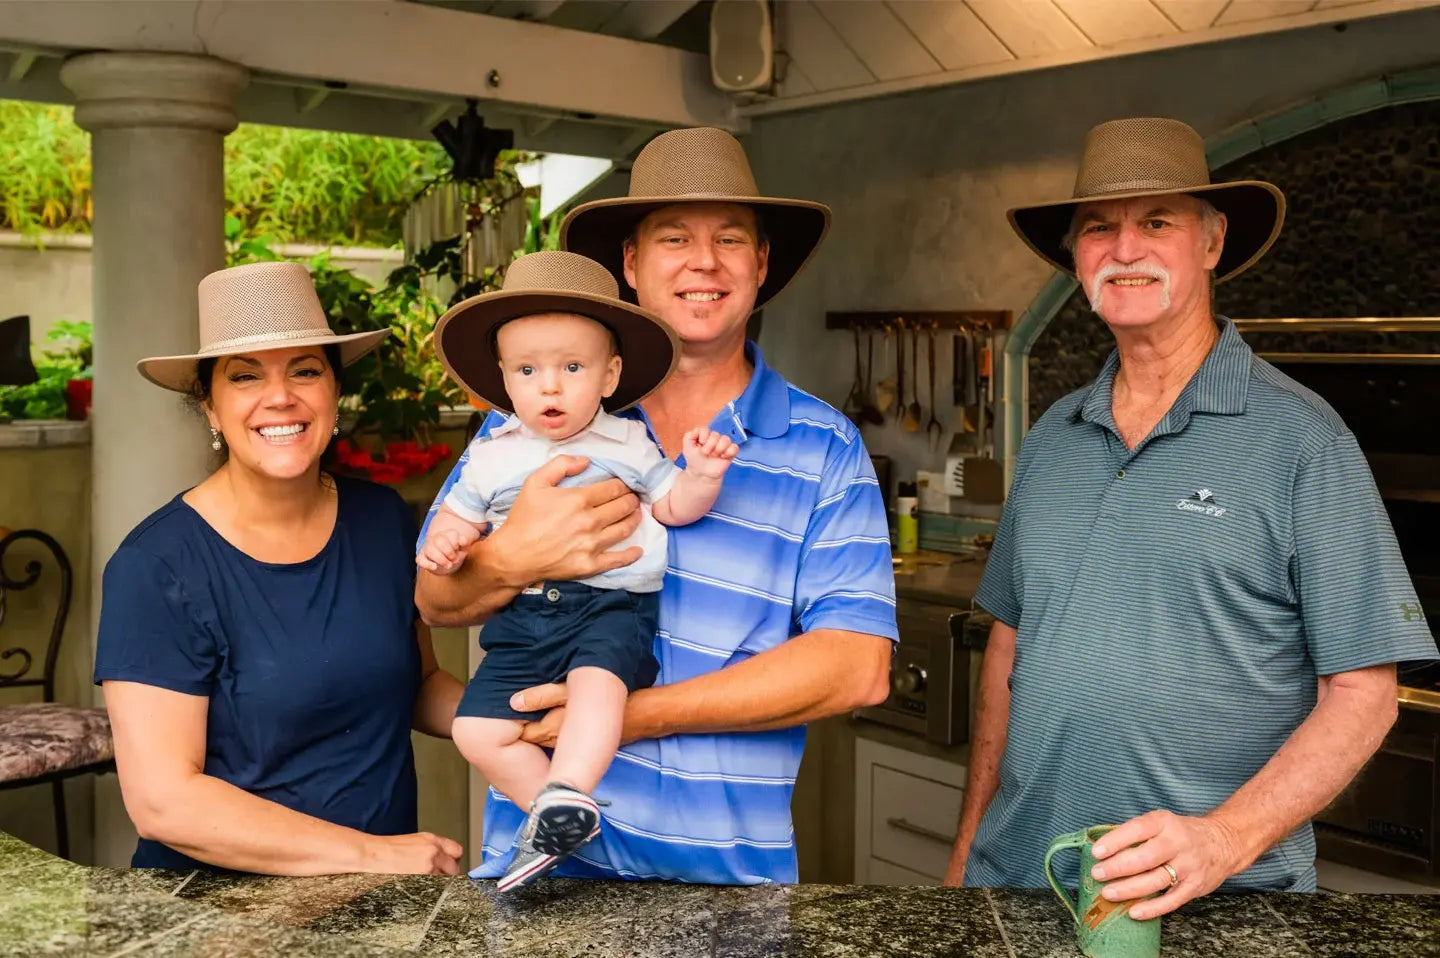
[{"x1": 491, "y1": 408, "x2": 630, "y2": 443}]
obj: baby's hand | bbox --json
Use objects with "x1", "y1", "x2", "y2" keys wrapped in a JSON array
[
  {"x1": 416, "y1": 525, "x2": 480, "y2": 576},
  {"x1": 682, "y1": 427, "x2": 738, "y2": 480}
]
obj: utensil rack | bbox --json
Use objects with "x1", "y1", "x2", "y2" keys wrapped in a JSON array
[{"x1": 824, "y1": 311, "x2": 1011, "y2": 331}]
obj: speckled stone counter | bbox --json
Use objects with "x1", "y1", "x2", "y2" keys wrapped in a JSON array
[
  {"x1": 3, "y1": 832, "x2": 1437, "y2": 957},
  {"x1": 892, "y1": 549, "x2": 987, "y2": 609}
]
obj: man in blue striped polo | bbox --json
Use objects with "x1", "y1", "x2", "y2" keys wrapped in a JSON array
[
  {"x1": 944, "y1": 118, "x2": 1436, "y2": 914},
  {"x1": 417, "y1": 127, "x2": 897, "y2": 884}
]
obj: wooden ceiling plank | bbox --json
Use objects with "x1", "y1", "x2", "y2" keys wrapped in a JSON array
[
  {"x1": 598, "y1": 0, "x2": 699, "y2": 39},
  {"x1": 1150, "y1": 0, "x2": 1231, "y2": 30},
  {"x1": 810, "y1": 1, "x2": 941, "y2": 81},
  {"x1": 1215, "y1": 0, "x2": 1322, "y2": 26},
  {"x1": 776, "y1": 0, "x2": 876, "y2": 91},
  {"x1": 965, "y1": 0, "x2": 1093, "y2": 58},
  {"x1": 1054, "y1": 0, "x2": 1179, "y2": 44},
  {"x1": 885, "y1": 0, "x2": 1014, "y2": 71}
]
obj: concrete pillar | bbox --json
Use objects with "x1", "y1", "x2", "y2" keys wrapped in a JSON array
[{"x1": 60, "y1": 51, "x2": 248, "y2": 866}]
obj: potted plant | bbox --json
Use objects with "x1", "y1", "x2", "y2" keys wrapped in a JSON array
[{"x1": 0, "y1": 319, "x2": 93, "y2": 422}]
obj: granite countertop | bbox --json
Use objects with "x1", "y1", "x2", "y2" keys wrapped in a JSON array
[
  {"x1": 5, "y1": 833, "x2": 1437, "y2": 957},
  {"x1": 891, "y1": 549, "x2": 987, "y2": 608}
]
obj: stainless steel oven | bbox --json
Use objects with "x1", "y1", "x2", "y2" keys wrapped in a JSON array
[
  {"x1": 855, "y1": 598, "x2": 980, "y2": 746},
  {"x1": 1236, "y1": 317, "x2": 1440, "y2": 885}
]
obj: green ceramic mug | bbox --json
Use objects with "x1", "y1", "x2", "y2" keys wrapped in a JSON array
[{"x1": 1044, "y1": 825, "x2": 1161, "y2": 958}]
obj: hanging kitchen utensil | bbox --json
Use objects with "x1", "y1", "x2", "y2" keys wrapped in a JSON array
[
  {"x1": 903, "y1": 326, "x2": 922, "y2": 432},
  {"x1": 925, "y1": 326, "x2": 943, "y2": 449},
  {"x1": 875, "y1": 325, "x2": 897, "y2": 415},
  {"x1": 843, "y1": 325, "x2": 866, "y2": 425},
  {"x1": 860, "y1": 329, "x2": 885, "y2": 425},
  {"x1": 895, "y1": 324, "x2": 908, "y2": 424},
  {"x1": 962, "y1": 332, "x2": 1004, "y2": 502}
]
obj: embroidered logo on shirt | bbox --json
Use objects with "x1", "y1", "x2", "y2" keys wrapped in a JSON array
[
  {"x1": 1176, "y1": 487, "x2": 1226, "y2": 517},
  {"x1": 1401, "y1": 602, "x2": 1427, "y2": 623}
]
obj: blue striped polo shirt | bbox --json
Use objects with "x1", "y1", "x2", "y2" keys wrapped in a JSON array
[
  {"x1": 421, "y1": 342, "x2": 898, "y2": 883},
  {"x1": 967, "y1": 317, "x2": 1436, "y2": 893}
]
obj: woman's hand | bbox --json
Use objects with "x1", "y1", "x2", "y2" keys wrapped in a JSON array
[{"x1": 364, "y1": 832, "x2": 464, "y2": 876}]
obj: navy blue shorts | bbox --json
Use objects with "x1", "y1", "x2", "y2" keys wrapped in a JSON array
[{"x1": 456, "y1": 582, "x2": 660, "y2": 722}]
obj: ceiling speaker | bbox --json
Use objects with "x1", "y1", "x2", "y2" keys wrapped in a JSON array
[{"x1": 710, "y1": 0, "x2": 773, "y2": 94}]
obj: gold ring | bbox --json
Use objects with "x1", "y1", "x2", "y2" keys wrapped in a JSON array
[{"x1": 1162, "y1": 863, "x2": 1179, "y2": 886}]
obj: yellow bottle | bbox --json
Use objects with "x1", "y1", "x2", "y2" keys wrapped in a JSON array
[{"x1": 896, "y1": 482, "x2": 918, "y2": 554}]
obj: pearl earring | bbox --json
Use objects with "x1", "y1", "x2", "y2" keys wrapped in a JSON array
[{"x1": 210, "y1": 427, "x2": 222, "y2": 452}]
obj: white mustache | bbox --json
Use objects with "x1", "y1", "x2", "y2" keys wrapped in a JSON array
[{"x1": 1089, "y1": 262, "x2": 1172, "y2": 313}]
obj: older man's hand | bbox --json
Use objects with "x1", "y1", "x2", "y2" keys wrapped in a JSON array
[
  {"x1": 513, "y1": 683, "x2": 569, "y2": 748},
  {"x1": 1088, "y1": 810, "x2": 1244, "y2": 920}
]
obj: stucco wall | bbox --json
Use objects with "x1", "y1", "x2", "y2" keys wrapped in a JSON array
[{"x1": 0, "y1": 234, "x2": 401, "y2": 346}]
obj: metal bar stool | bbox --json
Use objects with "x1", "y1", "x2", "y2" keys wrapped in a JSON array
[{"x1": 0, "y1": 528, "x2": 115, "y2": 859}]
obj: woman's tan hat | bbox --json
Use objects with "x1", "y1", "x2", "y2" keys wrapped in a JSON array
[
  {"x1": 434, "y1": 250, "x2": 679, "y2": 414},
  {"x1": 560, "y1": 127, "x2": 830, "y2": 310},
  {"x1": 137, "y1": 261, "x2": 392, "y2": 392},
  {"x1": 1008, "y1": 117, "x2": 1286, "y2": 283}
]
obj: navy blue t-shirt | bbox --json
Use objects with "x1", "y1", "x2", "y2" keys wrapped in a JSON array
[{"x1": 94, "y1": 476, "x2": 422, "y2": 870}]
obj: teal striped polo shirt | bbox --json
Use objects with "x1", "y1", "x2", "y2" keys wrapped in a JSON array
[{"x1": 967, "y1": 317, "x2": 1437, "y2": 892}]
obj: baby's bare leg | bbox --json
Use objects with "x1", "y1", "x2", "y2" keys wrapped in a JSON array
[
  {"x1": 452, "y1": 715, "x2": 550, "y2": 809},
  {"x1": 547, "y1": 666, "x2": 628, "y2": 794}
]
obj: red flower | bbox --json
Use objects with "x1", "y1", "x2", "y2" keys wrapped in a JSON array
[{"x1": 333, "y1": 438, "x2": 452, "y2": 485}]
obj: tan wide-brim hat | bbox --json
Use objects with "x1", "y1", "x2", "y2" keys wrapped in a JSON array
[
  {"x1": 434, "y1": 250, "x2": 678, "y2": 414},
  {"x1": 137, "y1": 261, "x2": 392, "y2": 393},
  {"x1": 560, "y1": 127, "x2": 830, "y2": 310},
  {"x1": 1008, "y1": 117, "x2": 1286, "y2": 283}
]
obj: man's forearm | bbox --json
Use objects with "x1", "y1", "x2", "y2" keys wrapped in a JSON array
[
  {"x1": 621, "y1": 628, "x2": 891, "y2": 742},
  {"x1": 1209, "y1": 664, "x2": 1397, "y2": 871},
  {"x1": 415, "y1": 537, "x2": 522, "y2": 627},
  {"x1": 945, "y1": 620, "x2": 1016, "y2": 882}
]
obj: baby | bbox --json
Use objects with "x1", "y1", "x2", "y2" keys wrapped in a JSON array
[{"x1": 421, "y1": 251, "x2": 735, "y2": 891}]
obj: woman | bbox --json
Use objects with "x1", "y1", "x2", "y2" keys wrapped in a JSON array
[{"x1": 95, "y1": 261, "x2": 465, "y2": 875}]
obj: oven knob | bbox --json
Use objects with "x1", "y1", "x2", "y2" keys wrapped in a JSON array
[{"x1": 893, "y1": 665, "x2": 927, "y2": 696}]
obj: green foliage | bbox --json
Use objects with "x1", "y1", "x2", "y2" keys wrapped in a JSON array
[
  {"x1": 0, "y1": 320, "x2": 92, "y2": 420},
  {"x1": 223, "y1": 123, "x2": 449, "y2": 247},
  {"x1": 0, "y1": 102, "x2": 449, "y2": 247},
  {"x1": 525, "y1": 195, "x2": 565, "y2": 254},
  {"x1": 0, "y1": 102, "x2": 91, "y2": 236}
]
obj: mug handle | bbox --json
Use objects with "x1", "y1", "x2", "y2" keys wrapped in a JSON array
[{"x1": 1043, "y1": 832, "x2": 1087, "y2": 925}]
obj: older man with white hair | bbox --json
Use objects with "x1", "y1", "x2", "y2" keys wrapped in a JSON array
[{"x1": 943, "y1": 117, "x2": 1436, "y2": 916}]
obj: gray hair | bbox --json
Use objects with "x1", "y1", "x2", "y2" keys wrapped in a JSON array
[{"x1": 1061, "y1": 197, "x2": 1223, "y2": 253}]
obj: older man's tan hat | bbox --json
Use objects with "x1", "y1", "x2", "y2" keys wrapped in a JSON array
[
  {"x1": 1008, "y1": 117, "x2": 1285, "y2": 283},
  {"x1": 137, "y1": 261, "x2": 392, "y2": 392},
  {"x1": 560, "y1": 126, "x2": 830, "y2": 309},
  {"x1": 434, "y1": 250, "x2": 678, "y2": 414}
]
